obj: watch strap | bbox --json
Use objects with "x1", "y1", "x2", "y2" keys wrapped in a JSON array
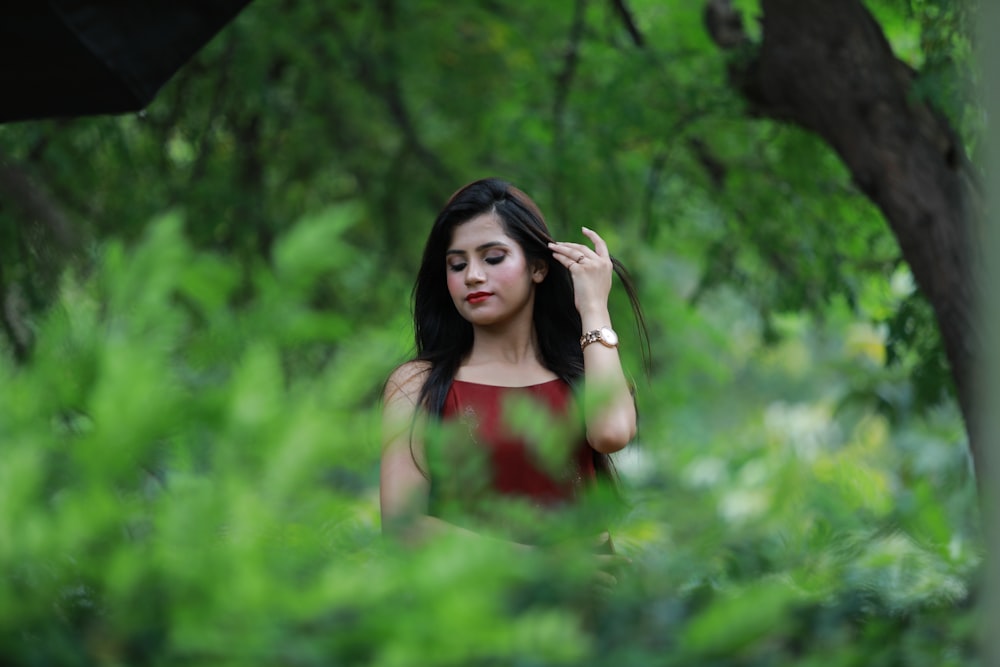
[
  {"x1": 580, "y1": 328, "x2": 618, "y2": 349},
  {"x1": 580, "y1": 330, "x2": 602, "y2": 349}
]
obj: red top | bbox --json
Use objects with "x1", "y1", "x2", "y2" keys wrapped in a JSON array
[{"x1": 435, "y1": 378, "x2": 597, "y2": 509}]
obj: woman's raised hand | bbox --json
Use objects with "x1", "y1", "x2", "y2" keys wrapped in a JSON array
[{"x1": 548, "y1": 227, "x2": 613, "y2": 317}]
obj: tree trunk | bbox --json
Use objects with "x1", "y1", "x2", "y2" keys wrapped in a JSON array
[{"x1": 707, "y1": 0, "x2": 982, "y2": 487}]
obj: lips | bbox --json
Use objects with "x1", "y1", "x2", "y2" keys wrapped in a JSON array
[{"x1": 466, "y1": 291, "x2": 492, "y2": 304}]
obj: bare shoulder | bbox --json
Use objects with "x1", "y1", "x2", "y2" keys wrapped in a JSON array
[{"x1": 383, "y1": 360, "x2": 431, "y2": 407}]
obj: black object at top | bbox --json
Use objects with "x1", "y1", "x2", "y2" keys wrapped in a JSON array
[{"x1": 0, "y1": 0, "x2": 253, "y2": 124}]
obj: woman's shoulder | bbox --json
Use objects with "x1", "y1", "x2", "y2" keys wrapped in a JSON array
[{"x1": 383, "y1": 360, "x2": 432, "y2": 406}]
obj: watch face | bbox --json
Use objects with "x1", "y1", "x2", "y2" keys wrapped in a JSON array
[{"x1": 600, "y1": 327, "x2": 619, "y2": 346}]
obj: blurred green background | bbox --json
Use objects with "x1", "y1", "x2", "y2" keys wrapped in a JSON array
[{"x1": 0, "y1": 1, "x2": 983, "y2": 665}]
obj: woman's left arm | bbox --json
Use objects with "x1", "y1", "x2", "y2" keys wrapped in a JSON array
[{"x1": 549, "y1": 227, "x2": 636, "y2": 454}]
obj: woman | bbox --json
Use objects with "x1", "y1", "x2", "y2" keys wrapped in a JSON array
[{"x1": 380, "y1": 177, "x2": 645, "y2": 551}]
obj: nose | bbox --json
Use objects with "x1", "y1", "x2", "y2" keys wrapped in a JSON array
[{"x1": 464, "y1": 259, "x2": 485, "y2": 285}]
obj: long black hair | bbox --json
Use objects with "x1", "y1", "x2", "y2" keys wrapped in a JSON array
[{"x1": 410, "y1": 177, "x2": 649, "y2": 479}]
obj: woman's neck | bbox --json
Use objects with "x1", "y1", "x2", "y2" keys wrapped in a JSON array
[
  {"x1": 458, "y1": 320, "x2": 555, "y2": 385},
  {"x1": 469, "y1": 329, "x2": 536, "y2": 363}
]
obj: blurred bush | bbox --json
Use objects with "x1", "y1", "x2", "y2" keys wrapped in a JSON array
[{"x1": 0, "y1": 212, "x2": 981, "y2": 666}]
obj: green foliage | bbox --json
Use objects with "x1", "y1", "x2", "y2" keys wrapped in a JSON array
[
  {"x1": 0, "y1": 0, "x2": 970, "y2": 403},
  {"x1": 0, "y1": 206, "x2": 980, "y2": 665},
  {"x1": 0, "y1": 0, "x2": 983, "y2": 664},
  {"x1": 870, "y1": 0, "x2": 979, "y2": 144}
]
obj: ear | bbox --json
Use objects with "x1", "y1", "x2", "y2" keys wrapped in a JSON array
[{"x1": 531, "y1": 259, "x2": 548, "y2": 284}]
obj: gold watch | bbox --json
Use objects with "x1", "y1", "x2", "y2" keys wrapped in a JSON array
[{"x1": 580, "y1": 326, "x2": 619, "y2": 350}]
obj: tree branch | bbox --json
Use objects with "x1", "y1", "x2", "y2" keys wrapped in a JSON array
[
  {"x1": 610, "y1": 0, "x2": 644, "y2": 47},
  {"x1": 370, "y1": 0, "x2": 449, "y2": 181},
  {"x1": 704, "y1": 0, "x2": 748, "y2": 50},
  {"x1": 0, "y1": 262, "x2": 31, "y2": 363},
  {"x1": 0, "y1": 153, "x2": 81, "y2": 253},
  {"x1": 550, "y1": 0, "x2": 589, "y2": 225},
  {"x1": 706, "y1": 0, "x2": 983, "y2": 487},
  {"x1": 554, "y1": 0, "x2": 587, "y2": 126}
]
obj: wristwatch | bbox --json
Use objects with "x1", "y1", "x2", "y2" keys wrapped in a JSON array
[{"x1": 580, "y1": 326, "x2": 619, "y2": 350}]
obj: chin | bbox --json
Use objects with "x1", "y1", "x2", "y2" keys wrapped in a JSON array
[{"x1": 465, "y1": 313, "x2": 501, "y2": 327}]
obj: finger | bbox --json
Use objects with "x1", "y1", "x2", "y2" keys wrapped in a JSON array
[
  {"x1": 549, "y1": 248, "x2": 581, "y2": 269},
  {"x1": 550, "y1": 241, "x2": 597, "y2": 263},
  {"x1": 581, "y1": 227, "x2": 609, "y2": 257},
  {"x1": 548, "y1": 242, "x2": 591, "y2": 265},
  {"x1": 549, "y1": 240, "x2": 592, "y2": 255}
]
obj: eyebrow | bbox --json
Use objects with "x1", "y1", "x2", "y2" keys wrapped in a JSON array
[{"x1": 445, "y1": 241, "x2": 509, "y2": 256}]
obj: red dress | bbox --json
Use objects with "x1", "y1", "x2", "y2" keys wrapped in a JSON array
[{"x1": 432, "y1": 378, "x2": 597, "y2": 512}]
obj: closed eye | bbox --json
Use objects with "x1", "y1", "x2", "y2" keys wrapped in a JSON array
[
  {"x1": 448, "y1": 262, "x2": 467, "y2": 272},
  {"x1": 485, "y1": 255, "x2": 505, "y2": 265}
]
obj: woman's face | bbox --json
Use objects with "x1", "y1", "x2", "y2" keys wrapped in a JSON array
[{"x1": 445, "y1": 213, "x2": 546, "y2": 327}]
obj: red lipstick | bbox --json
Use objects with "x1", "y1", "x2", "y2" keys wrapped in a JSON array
[{"x1": 466, "y1": 291, "x2": 492, "y2": 304}]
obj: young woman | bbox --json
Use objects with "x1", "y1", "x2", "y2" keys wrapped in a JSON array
[{"x1": 380, "y1": 178, "x2": 645, "y2": 551}]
